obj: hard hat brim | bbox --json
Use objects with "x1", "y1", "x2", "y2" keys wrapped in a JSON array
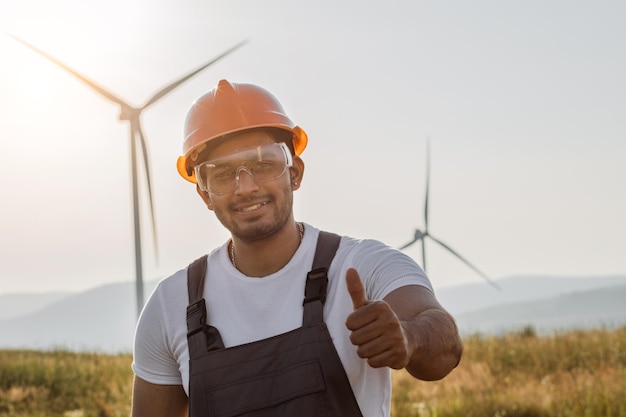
[{"x1": 177, "y1": 125, "x2": 308, "y2": 184}]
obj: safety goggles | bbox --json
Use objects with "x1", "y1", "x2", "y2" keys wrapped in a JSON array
[{"x1": 194, "y1": 142, "x2": 293, "y2": 195}]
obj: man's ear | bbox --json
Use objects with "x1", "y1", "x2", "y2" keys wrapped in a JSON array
[
  {"x1": 196, "y1": 185, "x2": 214, "y2": 211},
  {"x1": 290, "y1": 156, "x2": 305, "y2": 190}
]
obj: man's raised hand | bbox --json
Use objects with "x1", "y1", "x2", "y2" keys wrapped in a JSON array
[{"x1": 345, "y1": 268, "x2": 411, "y2": 370}]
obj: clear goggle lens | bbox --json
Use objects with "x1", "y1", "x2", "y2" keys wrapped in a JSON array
[{"x1": 194, "y1": 142, "x2": 293, "y2": 195}]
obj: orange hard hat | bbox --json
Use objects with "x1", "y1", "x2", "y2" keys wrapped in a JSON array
[{"x1": 177, "y1": 79, "x2": 308, "y2": 183}]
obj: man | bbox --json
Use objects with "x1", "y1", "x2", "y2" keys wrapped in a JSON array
[{"x1": 132, "y1": 79, "x2": 462, "y2": 417}]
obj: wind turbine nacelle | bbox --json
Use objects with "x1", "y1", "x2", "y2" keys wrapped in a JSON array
[{"x1": 119, "y1": 106, "x2": 139, "y2": 121}]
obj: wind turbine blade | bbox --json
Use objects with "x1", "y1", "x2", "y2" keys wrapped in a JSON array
[
  {"x1": 424, "y1": 138, "x2": 431, "y2": 232},
  {"x1": 428, "y1": 234, "x2": 501, "y2": 290},
  {"x1": 398, "y1": 237, "x2": 419, "y2": 250},
  {"x1": 142, "y1": 39, "x2": 248, "y2": 109},
  {"x1": 9, "y1": 34, "x2": 130, "y2": 108},
  {"x1": 136, "y1": 122, "x2": 159, "y2": 265}
]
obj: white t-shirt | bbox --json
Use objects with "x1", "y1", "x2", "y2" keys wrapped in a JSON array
[{"x1": 133, "y1": 224, "x2": 432, "y2": 417}]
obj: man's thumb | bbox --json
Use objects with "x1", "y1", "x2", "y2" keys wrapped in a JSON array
[{"x1": 346, "y1": 268, "x2": 368, "y2": 310}]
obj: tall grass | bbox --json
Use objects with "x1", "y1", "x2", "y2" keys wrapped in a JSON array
[
  {"x1": 392, "y1": 326, "x2": 626, "y2": 417},
  {"x1": 0, "y1": 350, "x2": 132, "y2": 417},
  {"x1": 1, "y1": 326, "x2": 625, "y2": 417}
]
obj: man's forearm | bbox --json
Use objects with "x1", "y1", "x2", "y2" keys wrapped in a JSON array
[{"x1": 403, "y1": 308, "x2": 463, "y2": 381}]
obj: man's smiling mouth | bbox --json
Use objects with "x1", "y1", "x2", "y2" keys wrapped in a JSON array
[{"x1": 237, "y1": 202, "x2": 267, "y2": 212}]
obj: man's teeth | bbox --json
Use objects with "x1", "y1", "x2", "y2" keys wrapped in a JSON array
[{"x1": 239, "y1": 203, "x2": 265, "y2": 212}]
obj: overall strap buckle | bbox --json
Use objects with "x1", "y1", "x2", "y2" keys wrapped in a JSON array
[
  {"x1": 303, "y1": 231, "x2": 341, "y2": 325},
  {"x1": 303, "y1": 268, "x2": 328, "y2": 305}
]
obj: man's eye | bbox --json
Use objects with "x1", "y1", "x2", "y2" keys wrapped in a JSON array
[
  {"x1": 251, "y1": 161, "x2": 275, "y2": 171},
  {"x1": 213, "y1": 169, "x2": 236, "y2": 180}
]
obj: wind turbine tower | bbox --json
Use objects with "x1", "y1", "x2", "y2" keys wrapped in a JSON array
[{"x1": 399, "y1": 140, "x2": 500, "y2": 290}]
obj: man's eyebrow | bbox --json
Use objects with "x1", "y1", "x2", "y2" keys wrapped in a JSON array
[{"x1": 208, "y1": 161, "x2": 235, "y2": 169}]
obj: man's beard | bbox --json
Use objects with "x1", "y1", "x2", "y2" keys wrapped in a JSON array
[{"x1": 213, "y1": 187, "x2": 294, "y2": 243}]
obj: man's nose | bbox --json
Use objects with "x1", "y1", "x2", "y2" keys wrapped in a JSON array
[{"x1": 234, "y1": 166, "x2": 259, "y2": 193}]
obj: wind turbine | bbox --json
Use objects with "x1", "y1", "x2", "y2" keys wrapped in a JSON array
[
  {"x1": 399, "y1": 140, "x2": 500, "y2": 290},
  {"x1": 10, "y1": 34, "x2": 247, "y2": 317}
]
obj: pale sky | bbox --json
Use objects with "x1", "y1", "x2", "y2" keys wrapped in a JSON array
[{"x1": 0, "y1": 0, "x2": 624, "y2": 295}]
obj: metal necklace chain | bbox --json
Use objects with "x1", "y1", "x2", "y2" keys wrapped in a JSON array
[{"x1": 229, "y1": 222, "x2": 305, "y2": 269}]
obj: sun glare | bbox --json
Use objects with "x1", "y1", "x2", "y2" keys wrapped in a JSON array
[
  {"x1": 14, "y1": 65, "x2": 62, "y2": 104},
  {"x1": 3, "y1": 31, "x2": 77, "y2": 111}
]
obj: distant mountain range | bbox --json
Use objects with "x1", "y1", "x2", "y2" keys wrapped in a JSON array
[
  {"x1": 435, "y1": 275, "x2": 626, "y2": 316},
  {"x1": 0, "y1": 291, "x2": 72, "y2": 320},
  {"x1": 0, "y1": 281, "x2": 154, "y2": 353},
  {"x1": 0, "y1": 275, "x2": 624, "y2": 353},
  {"x1": 454, "y1": 284, "x2": 626, "y2": 335}
]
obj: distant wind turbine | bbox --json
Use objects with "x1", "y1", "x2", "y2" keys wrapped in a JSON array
[
  {"x1": 399, "y1": 140, "x2": 500, "y2": 290},
  {"x1": 10, "y1": 34, "x2": 247, "y2": 317}
]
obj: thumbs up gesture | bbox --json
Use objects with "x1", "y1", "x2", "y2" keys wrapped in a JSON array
[{"x1": 345, "y1": 268, "x2": 411, "y2": 370}]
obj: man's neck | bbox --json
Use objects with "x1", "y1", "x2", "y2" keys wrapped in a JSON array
[{"x1": 230, "y1": 221, "x2": 303, "y2": 277}]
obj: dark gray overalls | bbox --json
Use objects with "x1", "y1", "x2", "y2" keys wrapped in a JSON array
[{"x1": 185, "y1": 231, "x2": 364, "y2": 417}]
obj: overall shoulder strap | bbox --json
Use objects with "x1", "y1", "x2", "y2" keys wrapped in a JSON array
[
  {"x1": 311, "y1": 231, "x2": 342, "y2": 272},
  {"x1": 186, "y1": 254, "x2": 225, "y2": 354},
  {"x1": 303, "y1": 231, "x2": 341, "y2": 325},
  {"x1": 187, "y1": 255, "x2": 208, "y2": 304}
]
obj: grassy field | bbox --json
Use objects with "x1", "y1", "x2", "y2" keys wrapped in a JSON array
[{"x1": 1, "y1": 326, "x2": 624, "y2": 417}]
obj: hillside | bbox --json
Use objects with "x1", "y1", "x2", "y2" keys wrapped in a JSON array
[
  {"x1": 0, "y1": 291, "x2": 72, "y2": 320},
  {"x1": 0, "y1": 280, "x2": 158, "y2": 353},
  {"x1": 435, "y1": 274, "x2": 626, "y2": 315},
  {"x1": 0, "y1": 275, "x2": 625, "y2": 353},
  {"x1": 456, "y1": 284, "x2": 626, "y2": 335}
]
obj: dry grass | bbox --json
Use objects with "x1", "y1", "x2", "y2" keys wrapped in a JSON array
[
  {"x1": 391, "y1": 326, "x2": 626, "y2": 417},
  {"x1": 1, "y1": 326, "x2": 625, "y2": 416},
  {"x1": 0, "y1": 350, "x2": 132, "y2": 417}
]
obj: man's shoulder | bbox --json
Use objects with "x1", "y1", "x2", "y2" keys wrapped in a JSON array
[
  {"x1": 306, "y1": 226, "x2": 396, "y2": 263},
  {"x1": 150, "y1": 267, "x2": 188, "y2": 304},
  {"x1": 336, "y1": 234, "x2": 393, "y2": 254},
  {"x1": 308, "y1": 225, "x2": 385, "y2": 247}
]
